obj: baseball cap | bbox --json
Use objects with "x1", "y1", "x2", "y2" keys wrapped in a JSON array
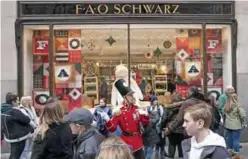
[{"x1": 64, "y1": 108, "x2": 93, "y2": 126}]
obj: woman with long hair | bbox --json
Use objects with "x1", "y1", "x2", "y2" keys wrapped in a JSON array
[
  {"x1": 18, "y1": 96, "x2": 38, "y2": 159},
  {"x1": 31, "y1": 97, "x2": 73, "y2": 159},
  {"x1": 96, "y1": 137, "x2": 134, "y2": 159},
  {"x1": 224, "y1": 93, "x2": 246, "y2": 158}
]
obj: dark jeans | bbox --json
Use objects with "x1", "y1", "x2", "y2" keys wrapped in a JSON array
[
  {"x1": 155, "y1": 133, "x2": 166, "y2": 156},
  {"x1": 226, "y1": 129, "x2": 241, "y2": 153},
  {"x1": 133, "y1": 148, "x2": 145, "y2": 159},
  {"x1": 10, "y1": 140, "x2": 26, "y2": 159},
  {"x1": 167, "y1": 133, "x2": 184, "y2": 158}
]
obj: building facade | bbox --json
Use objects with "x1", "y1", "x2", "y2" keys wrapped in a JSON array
[{"x1": 1, "y1": 1, "x2": 248, "y2": 141}]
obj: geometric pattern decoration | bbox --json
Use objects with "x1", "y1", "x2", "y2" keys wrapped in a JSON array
[
  {"x1": 55, "y1": 64, "x2": 73, "y2": 88},
  {"x1": 176, "y1": 37, "x2": 189, "y2": 51},
  {"x1": 69, "y1": 51, "x2": 82, "y2": 63},
  {"x1": 68, "y1": 88, "x2": 82, "y2": 112},
  {"x1": 177, "y1": 49, "x2": 189, "y2": 61},
  {"x1": 185, "y1": 61, "x2": 202, "y2": 83},
  {"x1": 105, "y1": 36, "x2": 116, "y2": 46},
  {"x1": 55, "y1": 38, "x2": 68, "y2": 52},
  {"x1": 55, "y1": 52, "x2": 69, "y2": 62},
  {"x1": 33, "y1": 30, "x2": 49, "y2": 55},
  {"x1": 153, "y1": 47, "x2": 162, "y2": 57},
  {"x1": 54, "y1": 30, "x2": 68, "y2": 38},
  {"x1": 68, "y1": 30, "x2": 81, "y2": 38},
  {"x1": 33, "y1": 74, "x2": 43, "y2": 88},
  {"x1": 188, "y1": 29, "x2": 201, "y2": 37},
  {"x1": 68, "y1": 38, "x2": 81, "y2": 51},
  {"x1": 33, "y1": 89, "x2": 49, "y2": 109},
  {"x1": 163, "y1": 40, "x2": 172, "y2": 49},
  {"x1": 206, "y1": 29, "x2": 222, "y2": 54},
  {"x1": 189, "y1": 37, "x2": 201, "y2": 50}
]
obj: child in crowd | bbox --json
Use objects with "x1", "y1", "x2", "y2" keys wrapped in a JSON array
[
  {"x1": 182, "y1": 103, "x2": 230, "y2": 159},
  {"x1": 96, "y1": 137, "x2": 134, "y2": 159}
]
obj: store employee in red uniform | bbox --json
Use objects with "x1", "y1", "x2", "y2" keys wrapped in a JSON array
[{"x1": 100, "y1": 79, "x2": 150, "y2": 159}]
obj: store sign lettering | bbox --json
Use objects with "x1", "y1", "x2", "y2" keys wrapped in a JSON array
[
  {"x1": 207, "y1": 40, "x2": 219, "y2": 49},
  {"x1": 36, "y1": 40, "x2": 48, "y2": 50},
  {"x1": 76, "y1": 4, "x2": 180, "y2": 15}
]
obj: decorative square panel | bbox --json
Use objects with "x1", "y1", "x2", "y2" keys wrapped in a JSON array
[
  {"x1": 177, "y1": 49, "x2": 189, "y2": 61},
  {"x1": 68, "y1": 38, "x2": 81, "y2": 50}
]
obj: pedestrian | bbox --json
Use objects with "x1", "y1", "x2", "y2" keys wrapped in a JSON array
[
  {"x1": 96, "y1": 137, "x2": 134, "y2": 159},
  {"x1": 223, "y1": 93, "x2": 247, "y2": 158},
  {"x1": 142, "y1": 110, "x2": 160, "y2": 159},
  {"x1": 1, "y1": 93, "x2": 33, "y2": 159},
  {"x1": 64, "y1": 107, "x2": 105, "y2": 159},
  {"x1": 218, "y1": 86, "x2": 235, "y2": 114},
  {"x1": 163, "y1": 90, "x2": 184, "y2": 159},
  {"x1": 101, "y1": 79, "x2": 150, "y2": 159},
  {"x1": 31, "y1": 97, "x2": 73, "y2": 159},
  {"x1": 181, "y1": 103, "x2": 230, "y2": 159},
  {"x1": 147, "y1": 96, "x2": 165, "y2": 157},
  {"x1": 19, "y1": 96, "x2": 38, "y2": 159},
  {"x1": 93, "y1": 98, "x2": 112, "y2": 137},
  {"x1": 164, "y1": 86, "x2": 206, "y2": 137}
]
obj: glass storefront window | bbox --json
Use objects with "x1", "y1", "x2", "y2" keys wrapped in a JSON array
[
  {"x1": 53, "y1": 25, "x2": 128, "y2": 111},
  {"x1": 130, "y1": 24, "x2": 203, "y2": 99},
  {"x1": 23, "y1": 25, "x2": 50, "y2": 111},
  {"x1": 206, "y1": 25, "x2": 232, "y2": 100},
  {"x1": 23, "y1": 24, "x2": 233, "y2": 111}
]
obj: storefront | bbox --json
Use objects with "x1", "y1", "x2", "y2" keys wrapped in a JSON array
[{"x1": 15, "y1": 1, "x2": 237, "y2": 112}]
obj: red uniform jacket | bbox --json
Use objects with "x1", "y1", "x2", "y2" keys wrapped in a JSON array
[{"x1": 105, "y1": 103, "x2": 150, "y2": 152}]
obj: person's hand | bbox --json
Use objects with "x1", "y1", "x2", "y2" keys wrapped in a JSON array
[
  {"x1": 163, "y1": 128, "x2": 170, "y2": 136},
  {"x1": 138, "y1": 109, "x2": 148, "y2": 115},
  {"x1": 112, "y1": 106, "x2": 121, "y2": 116}
]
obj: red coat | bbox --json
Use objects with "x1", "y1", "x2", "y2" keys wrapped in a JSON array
[{"x1": 105, "y1": 104, "x2": 150, "y2": 152}]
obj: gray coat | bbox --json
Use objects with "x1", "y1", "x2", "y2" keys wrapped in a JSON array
[
  {"x1": 181, "y1": 138, "x2": 230, "y2": 159},
  {"x1": 73, "y1": 126, "x2": 104, "y2": 159}
]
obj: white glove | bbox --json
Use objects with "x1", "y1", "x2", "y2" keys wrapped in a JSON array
[
  {"x1": 138, "y1": 109, "x2": 148, "y2": 115},
  {"x1": 101, "y1": 112, "x2": 110, "y2": 122},
  {"x1": 112, "y1": 106, "x2": 121, "y2": 116}
]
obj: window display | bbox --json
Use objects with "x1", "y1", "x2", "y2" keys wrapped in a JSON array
[{"x1": 23, "y1": 24, "x2": 232, "y2": 111}]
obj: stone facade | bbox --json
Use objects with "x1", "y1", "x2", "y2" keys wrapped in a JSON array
[{"x1": 1, "y1": 0, "x2": 248, "y2": 140}]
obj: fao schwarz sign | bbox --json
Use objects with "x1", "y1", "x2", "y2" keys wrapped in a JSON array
[{"x1": 19, "y1": 2, "x2": 234, "y2": 17}]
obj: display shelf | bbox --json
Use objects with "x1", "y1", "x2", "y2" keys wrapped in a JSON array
[{"x1": 84, "y1": 76, "x2": 99, "y2": 104}]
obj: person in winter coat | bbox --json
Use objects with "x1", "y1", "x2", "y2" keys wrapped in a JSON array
[
  {"x1": 182, "y1": 103, "x2": 230, "y2": 159},
  {"x1": 147, "y1": 96, "x2": 165, "y2": 157},
  {"x1": 64, "y1": 108, "x2": 105, "y2": 159},
  {"x1": 93, "y1": 98, "x2": 112, "y2": 137},
  {"x1": 1, "y1": 93, "x2": 33, "y2": 159},
  {"x1": 223, "y1": 93, "x2": 246, "y2": 158},
  {"x1": 31, "y1": 97, "x2": 73, "y2": 159},
  {"x1": 19, "y1": 96, "x2": 38, "y2": 159},
  {"x1": 164, "y1": 86, "x2": 206, "y2": 136},
  {"x1": 142, "y1": 110, "x2": 160, "y2": 159}
]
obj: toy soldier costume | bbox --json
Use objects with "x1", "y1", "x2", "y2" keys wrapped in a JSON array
[{"x1": 101, "y1": 79, "x2": 150, "y2": 159}]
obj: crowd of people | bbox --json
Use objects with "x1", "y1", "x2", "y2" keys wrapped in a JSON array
[{"x1": 1, "y1": 83, "x2": 247, "y2": 159}]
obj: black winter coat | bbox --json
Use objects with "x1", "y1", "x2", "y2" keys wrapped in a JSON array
[
  {"x1": 1, "y1": 107, "x2": 31, "y2": 142},
  {"x1": 73, "y1": 126, "x2": 104, "y2": 159},
  {"x1": 31, "y1": 122, "x2": 73, "y2": 159},
  {"x1": 142, "y1": 123, "x2": 160, "y2": 147}
]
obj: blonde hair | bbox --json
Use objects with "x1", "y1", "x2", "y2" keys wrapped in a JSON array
[
  {"x1": 96, "y1": 137, "x2": 134, "y2": 159},
  {"x1": 224, "y1": 94, "x2": 241, "y2": 113},
  {"x1": 20, "y1": 96, "x2": 32, "y2": 108},
  {"x1": 35, "y1": 97, "x2": 64, "y2": 139},
  {"x1": 184, "y1": 103, "x2": 212, "y2": 128}
]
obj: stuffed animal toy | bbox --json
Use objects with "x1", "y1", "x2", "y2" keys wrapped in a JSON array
[{"x1": 111, "y1": 64, "x2": 144, "y2": 107}]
